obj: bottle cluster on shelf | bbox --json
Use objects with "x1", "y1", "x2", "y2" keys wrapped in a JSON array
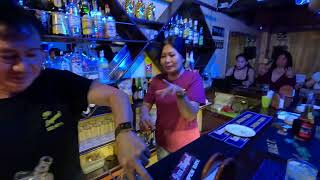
[
  {"x1": 20, "y1": 0, "x2": 117, "y2": 39},
  {"x1": 164, "y1": 15, "x2": 204, "y2": 47},
  {"x1": 78, "y1": 114, "x2": 115, "y2": 143},
  {"x1": 42, "y1": 44, "x2": 110, "y2": 83},
  {"x1": 122, "y1": 0, "x2": 156, "y2": 20}
]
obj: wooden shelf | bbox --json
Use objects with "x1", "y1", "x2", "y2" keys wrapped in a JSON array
[{"x1": 42, "y1": 35, "x2": 148, "y2": 43}]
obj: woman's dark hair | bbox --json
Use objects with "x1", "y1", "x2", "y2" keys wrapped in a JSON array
[
  {"x1": 163, "y1": 36, "x2": 186, "y2": 59},
  {"x1": 270, "y1": 50, "x2": 293, "y2": 70},
  {"x1": 0, "y1": 1, "x2": 43, "y2": 41},
  {"x1": 235, "y1": 53, "x2": 252, "y2": 68},
  {"x1": 236, "y1": 53, "x2": 248, "y2": 61}
]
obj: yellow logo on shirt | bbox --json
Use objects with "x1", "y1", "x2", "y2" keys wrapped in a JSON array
[{"x1": 42, "y1": 111, "x2": 64, "y2": 132}]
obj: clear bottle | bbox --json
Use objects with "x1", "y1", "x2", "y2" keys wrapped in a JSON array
[
  {"x1": 183, "y1": 18, "x2": 189, "y2": 41},
  {"x1": 174, "y1": 15, "x2": 179, "y2": 36},
  {"x1": 59, "y1": 51, "x2": 72, "y2": 71},
  {"x1": 97, "y1": 50, "x2": 110, "y2": 83},
  {"x1": 91, "y1": 0, "x2": 104, "y2": 38},
  {"x1": 51, "y1": 0, "x2": 69, "y2": 36},
  {"x1": 66, "y1": 0, "x2": 81, "y2": 37},
  {"x1": 189, "y1": 50, "x2": 195, "y2": 70},
  {"x1": 168, "y1": 17, "x2": 174, "y2": 37},
  {"x1": 188, "y1": 18, "x2": 193, "y2": 45},
  {"x1": 103, "y1": 16, "x2": 117, "y2": 39},
  {"x1": 178, "y1": 16, "x2": 184, "y2": 38},
  {"x1": 199, "y1": 27, "x2": 204, "y2": 46},
  {"x1": 81, "y1": 0, "x2": 93, "y2": 37},
  {"x1": 70, "y1": 47, "x2": 84, "y2": 76},
  {"x1": 193, "y1": 20, "x2": 199, "y2": 46}
]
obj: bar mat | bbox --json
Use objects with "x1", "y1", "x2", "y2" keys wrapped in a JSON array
[{"x1": 208, "y1": 111, "x2": 273, "y2": 148}]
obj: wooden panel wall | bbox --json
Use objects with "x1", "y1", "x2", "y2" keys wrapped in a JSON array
[{"x1": 226, "y1": 31, "x2": 320, "y2": 76}]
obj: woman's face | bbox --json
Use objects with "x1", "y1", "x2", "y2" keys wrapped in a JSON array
[
  {"x1": 276, "y1": 54, "x2": 288, "y2": 68},
  {"x1": 236, "y1": 56, "x2": 247, "y2": 69},
  {"x1": 160, "y1": 44, "x2": 184, "y2": 74}
]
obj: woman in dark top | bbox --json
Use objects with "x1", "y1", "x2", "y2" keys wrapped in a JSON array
[
  {"x1": 256, "y1": 50, "x2": 295, "y2": 91},
  {"x1": 226, "y1": 53, "x2": 255, "y2": 88}
]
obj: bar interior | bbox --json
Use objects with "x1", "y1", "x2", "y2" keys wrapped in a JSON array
[{"x1": 5, "y1": 0, "x2": 320, "y2": 179}]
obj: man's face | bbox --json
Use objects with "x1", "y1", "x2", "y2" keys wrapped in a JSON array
[{"x1": 0, "y1": 32, "x2": 43, "y2": 96}]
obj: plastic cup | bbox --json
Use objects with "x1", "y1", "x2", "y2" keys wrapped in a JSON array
[
  {"x1": 261, "y1": 96, "x2": 272, "y2": 108},
  {"x1": 285, "y1": 159, "x2": 318, "y2": 180}
]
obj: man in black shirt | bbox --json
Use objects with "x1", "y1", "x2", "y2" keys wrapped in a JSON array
[{"x1": 0, "y1": 2, "x2": 151, "y2": 180}]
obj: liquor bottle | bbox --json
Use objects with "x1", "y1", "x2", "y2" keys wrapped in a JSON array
[
  {"x1": 81, "y1": 0, "x2": 93, "y2": 37},
  {"x1": 97, "y1": 50, "x2": 110, "y2": 83},
  {"x1": 70, "y1": 47, "x2": 84, "y2": 76},
  {"x1": 146, "y1": 2, "x2": 155, "y2": 21},
  {"x1": 174, "y1": 15, "x2": 179, "y2": 36},
  {"x1": 189, "y1": 50, "x2": 195, "y2": 70},
  {"x1": 91, "y1": 0, "x2": 103, "y2": 38},
  {"x1": 188, "y1": 18, "x2": 193, "y2": 45},
  {"x1": 125, "y1": 0, "x2": 134, "y2": 16},
  {"x1": 66, "y1": 0, "x2": 81, "y2": 37},
  {"x1": 135, "y1": 0, "x2": 145, "y2": 19},
  {"x1": 51, "y1": 0, "x2": 69, "y2": 35},
  {"x1": 86, "y1": 44, "x2": 99, "y2": 79},
  {"x1": 59, "y1": 51, "x2": 72, "y2": 71},
  {"x1": 178, "y1": 16, "x2": 184, "y2": 38},
  {"x1": 169, "y1": 17, "x2": 174, "y2": 37},
  {"x1": 137, "y1": 78, "x2": 144, "y2": 100},
  {"x1": 293, "y1": 92, "x2": 315, "y2": 141},
  {"x1": 183, "y1": 18, "x2": 189, "y2": 41},
  {"x1": 185, "y1": 51, "x2": 190, "y2": 70},
  {"x1": 164, "y1": 23, "x2": 169, "y2": 39},
  {"x1": 104, "y1": 4, "x2": 111, "y2": 16},
  {"x1": 193, "y1": 20, "x2": 199, "y2": 46},
  {"x1": 199, "y1": 26, "x2": 204, "y2": 46}
]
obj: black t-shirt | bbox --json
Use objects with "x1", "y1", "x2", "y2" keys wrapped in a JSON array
[{"x1": 0, "y1": 69, "x2": 93, "y2": 180}]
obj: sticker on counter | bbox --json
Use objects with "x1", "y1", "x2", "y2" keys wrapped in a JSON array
[
  {"x1": 208, "y1": 111, "x2": 273, "y2": 149},
  {"x1": 170, "y1": 153, "x2": 200, "y2": 180}
]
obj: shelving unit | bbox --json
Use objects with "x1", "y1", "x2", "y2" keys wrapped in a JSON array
[
  {"x1": 42, "y1": 35, "x2": 148, "y2": 43},
  {"x1": 28, "y1": 0, "x2": 217, "y2": 179}
]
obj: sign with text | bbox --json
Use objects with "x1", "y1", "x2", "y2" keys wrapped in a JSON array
[{"x1": 208, "y1": 111, "x2": 272, "y2": 148}]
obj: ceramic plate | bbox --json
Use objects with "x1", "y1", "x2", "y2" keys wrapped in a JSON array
[{"x1": 225, "y1": 124, "x2": 256, "y2": 138}]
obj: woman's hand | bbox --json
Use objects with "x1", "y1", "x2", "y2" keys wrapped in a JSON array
[
  {"x1": 285, "y1": 67, "x2": 294, "y2": 78},
  {"x1": 155, "y1": 79, "x2": 185, "y2": 98},
  {"x1": 140, "y1": 113, "x2": 153, "y2": 131}
]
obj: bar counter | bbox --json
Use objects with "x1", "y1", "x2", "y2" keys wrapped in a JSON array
[{"x1": 147, "y1": 89, "x2": 320, "y2": 180}]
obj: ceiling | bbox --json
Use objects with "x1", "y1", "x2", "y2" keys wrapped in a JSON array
[{"x1": 217, "y1": 0, "x2": 320, "y2": 32}]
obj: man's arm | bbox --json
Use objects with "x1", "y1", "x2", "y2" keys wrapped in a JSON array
[{"x1": 87, "y1": 81, "x2": 152, "y2": 180}]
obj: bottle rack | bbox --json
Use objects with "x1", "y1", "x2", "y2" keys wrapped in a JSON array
[{"x1": 25, "y1": 0, "x2": 217, "y2": 178}]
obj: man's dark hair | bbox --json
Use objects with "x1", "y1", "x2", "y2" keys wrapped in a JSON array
[{"x1": 0, "y1": 1, "x2": 43, "y2": 40}]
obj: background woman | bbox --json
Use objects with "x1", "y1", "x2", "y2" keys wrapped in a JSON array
[
  {"x1": 139, "y1": 37, "x2": 205, "y2": 160},
  {"x1": 225, "y1": 53, "x2": 255, "y2": 87},
  {"x1": 256, "y1": 50, "x2": 295, "y2": 91}
]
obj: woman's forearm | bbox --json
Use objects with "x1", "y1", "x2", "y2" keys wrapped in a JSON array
[{"x1": 176, "y1": 95, "x2": 199, "y2": 121}]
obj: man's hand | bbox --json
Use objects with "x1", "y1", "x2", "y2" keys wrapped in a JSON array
[
  {"x1": 155, "y1": 79, "x2": 185, "y2": 98},
  {"x1": 116, "y1": 131, "x2": 152, "y2": 180}
]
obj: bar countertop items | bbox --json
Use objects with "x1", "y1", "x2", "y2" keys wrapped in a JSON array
[{"x1": 147, "y1": 90, "x2": 320, "y2": 180}]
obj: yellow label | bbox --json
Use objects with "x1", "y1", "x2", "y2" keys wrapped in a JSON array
[{"x1": 82, "y1": 15, "x2": 92, "y2": 35}]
